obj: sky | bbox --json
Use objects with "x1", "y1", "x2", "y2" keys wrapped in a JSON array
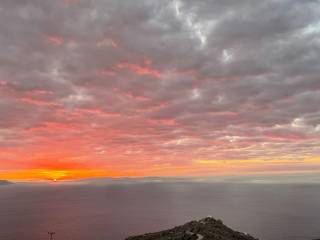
[{"x1": 0, "y1": 0, "x2": 320, "y2": 181}]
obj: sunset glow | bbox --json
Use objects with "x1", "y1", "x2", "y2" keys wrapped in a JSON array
[{"x1": 1, "y1": 0, "x2": 320, "y2": 181}]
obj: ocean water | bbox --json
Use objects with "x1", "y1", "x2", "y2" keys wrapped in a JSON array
[{"x1": 1, "y1": 179, "x2": 320, "y2": 240}]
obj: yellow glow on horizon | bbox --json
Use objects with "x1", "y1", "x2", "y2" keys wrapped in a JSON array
[
  {"x1": 304, "y1": 157, "x2": 320, "y2": 163},
  {"x1": 0, "y1": 169, "x2": 135, "y2": 181},
  {"x1": 1, "y1": 156, "x2": 320, "y2": 181},
  {"x1": 196, "y1": 157, "x2": 320, "y2": 165},
  {"x1": 196, "y1": 159, "x2": 301, "y2": 165}
]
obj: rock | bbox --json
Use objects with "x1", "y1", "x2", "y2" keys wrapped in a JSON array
[{"x1": 126, "y1": 217, "x2": 258, "y2": 240}]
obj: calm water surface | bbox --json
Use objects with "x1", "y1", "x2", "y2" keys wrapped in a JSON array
[{"x1": 0, "y1": 181, "x2": 320, "y2": 240}]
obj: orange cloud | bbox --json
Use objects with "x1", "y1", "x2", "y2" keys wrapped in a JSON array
[
  {"x1": 117, "y1": 63, "x2": 161, "y2": 78},
  {"x1": 46, "y1": 35, "x2": 64, "y2": 45},
  {"x1": 27, "y1": 122, "x2": 77, "y2": 133},
  {"x1": 18, "y1": 97, "x2": 61, "y2": 107}
]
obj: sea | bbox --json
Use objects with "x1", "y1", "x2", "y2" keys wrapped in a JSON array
[{"x1": 1, "y1": 175, "x2": 320, "y2": 240}]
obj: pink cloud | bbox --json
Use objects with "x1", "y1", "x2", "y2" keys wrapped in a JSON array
[
  {"x1": 116, "y1": 63, "x2": 161, "y2": 78},
  {"x1": 46, "y1": 35, "x2": 64, "y2": 45}
]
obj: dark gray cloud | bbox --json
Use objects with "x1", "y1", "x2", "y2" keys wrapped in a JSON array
[{"x1": 0, "y1": 0, "x2": 320, "y2": 174}]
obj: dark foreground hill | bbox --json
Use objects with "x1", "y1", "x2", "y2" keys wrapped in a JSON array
[{"x1": 126, "y1": 217, "x2": 258, "y2": 240}]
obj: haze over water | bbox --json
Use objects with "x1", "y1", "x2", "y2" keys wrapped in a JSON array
[{"x1": 1, "y1": 177, "x2": 320, "y2": 240}]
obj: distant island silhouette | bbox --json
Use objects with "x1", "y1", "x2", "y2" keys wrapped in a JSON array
[{"x1": 0, "y1": 180, "x2": 12, "y2": 185}]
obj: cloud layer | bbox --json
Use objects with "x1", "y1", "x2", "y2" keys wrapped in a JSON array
[{"x1": 1, "y1": 0, "x2": 320, "y2": 179}]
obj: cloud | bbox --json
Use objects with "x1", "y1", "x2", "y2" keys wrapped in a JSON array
[{"x1": 0, "y1": 0, "x2": 320, "y2": 178}]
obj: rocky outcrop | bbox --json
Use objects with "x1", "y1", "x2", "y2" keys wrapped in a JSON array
[{"x1": 126, "y1": 217, "x2": 258, "y2": 240}]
